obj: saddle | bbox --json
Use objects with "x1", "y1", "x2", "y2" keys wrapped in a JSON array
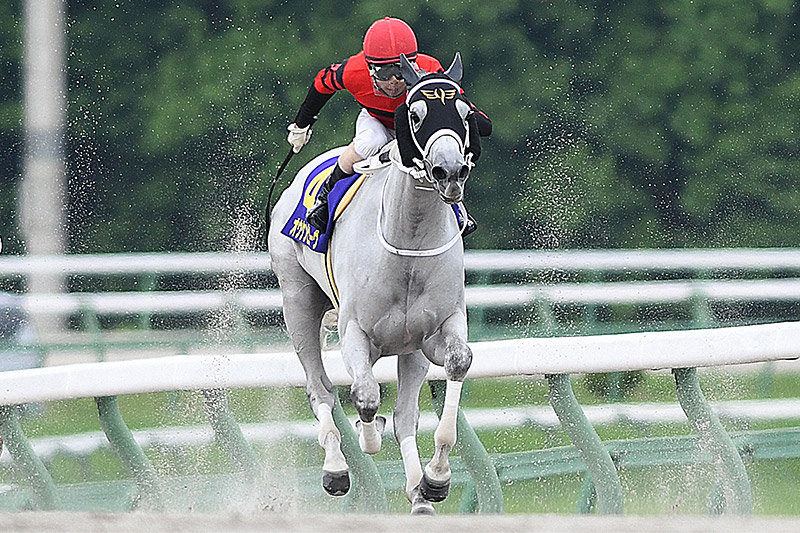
[
  {"x1": 280, "y1": 154, "x2": 368, "y2": 253},
  {"x1": 280, "y1": 142, "x2": 468, "y2": 253}
]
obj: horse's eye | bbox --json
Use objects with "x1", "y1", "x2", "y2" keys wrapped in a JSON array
[
  {"x1": 409, "y1": 101, "x2": 427, "y2": 131},
  {"x1": 456, "y1": 99, "x2": 471, "y2": 121}
]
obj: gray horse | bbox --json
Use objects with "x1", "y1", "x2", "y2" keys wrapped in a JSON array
[{"x1": 268, "y1": 54, "x2": 477, "y2": 514}]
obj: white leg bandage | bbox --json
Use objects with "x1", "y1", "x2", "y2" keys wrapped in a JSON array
[
  {"x1": 435, "y1": 380, "x2": 463, "y2": 447},
  {"x1": 316, "y1": 403, "x2": 338, "y2": 446},
  {"x1": 317, "y1": 403, "x2": 347, "y2": 473},
  {"x1": 358, "y1": 419, "x2": 382, "y2": 454},
  {"x1": 400, "y1": 436, "x2": 423, "y2": 496},
  {"x1": 425, "y1": 380, "x2": 462, "y2": 483}
]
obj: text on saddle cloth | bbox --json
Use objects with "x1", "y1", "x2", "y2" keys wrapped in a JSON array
[
  {"x1": 281, "y1": 153, "x2": 468, "y2": 253},
  {"x1": 280, "y1": 155, "x2": 366, "y2": 253}
]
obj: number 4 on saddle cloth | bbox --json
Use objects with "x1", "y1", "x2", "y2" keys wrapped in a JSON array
[
  {"x1": 281, "y1": 154, "x2": 466, "y2": 253},
  {"x1": 280, "y1": 155, "x2": 366, "y2": 253}
]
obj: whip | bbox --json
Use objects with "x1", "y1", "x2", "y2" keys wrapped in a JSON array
[{"x1": 263, "y1": 147, "x2": 295, "y2": 249}]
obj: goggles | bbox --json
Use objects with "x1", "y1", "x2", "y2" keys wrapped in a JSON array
[{"x1": 369, "y1": 62, "x2": 404, "y2": 82}]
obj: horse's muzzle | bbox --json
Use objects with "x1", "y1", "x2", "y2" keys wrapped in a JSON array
[
  {"x1": 439, "y1": 182, "x2": 464, "y2": 204},
  {"x1": 429, "y1": 162, "x2": 468, "y2": 204}
]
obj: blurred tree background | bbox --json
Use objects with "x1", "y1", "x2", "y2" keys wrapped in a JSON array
[{"x1": 1, "y1": 0, "x2": 798, "y2": 254}]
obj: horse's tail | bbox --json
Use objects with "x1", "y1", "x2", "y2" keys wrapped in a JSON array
[{"x1": 320, "y1": 309, "x2": 339, "y2": 347}]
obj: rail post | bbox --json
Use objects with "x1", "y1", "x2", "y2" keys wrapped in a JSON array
[
  {"x1": 95, "y1": 396, "x2": 163, "y2": 510},
  {"x1": 430, "y1": 380, "x2": 505, "y2": 513},
  {"x1": 672, "y1": 367, "x2": 753, "y2": 514},
  {"x1": 458, "y1": 480, "x2": 478, "y2": 513},
  {"x1": 534, "y1": 297, "x2": 558, "y2": 336},
  {"x1": 577, "y1": 472, "x2": 598, "y2": 513},
  {"x1": 547, "y1": 373, "x2": 623, "y2": 514},
  {"x1": 136, "y1": 272, "x2": 158, "y2": 331},
  {"x1": 467, "y1": 271, "x2": 492, "y2": 339},
  {"x1": 201, "y1": 388, "x2": 262, "y2": 480},
  {"x1": 0, "y1": 405, "x2": 58, "y2": 509}
]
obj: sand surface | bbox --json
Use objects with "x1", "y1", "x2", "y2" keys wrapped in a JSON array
[{"x1": 2, "y1": 512, "x2": 800, "y2": 533}]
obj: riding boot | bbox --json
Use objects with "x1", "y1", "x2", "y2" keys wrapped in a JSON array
[
  {"x1": 463, "y1": 214, "x2": 478, "y2": 237},
  {"x1": 307, "y1": 163, "x2": 352, "y2": 232},
  {"x1": 456, "y1": 204, "x2": 477, "y2": 238}
]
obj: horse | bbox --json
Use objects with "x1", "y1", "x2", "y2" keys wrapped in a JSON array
[{"x1": 268, "y1": 53, "x2": 480, "y2": 515}]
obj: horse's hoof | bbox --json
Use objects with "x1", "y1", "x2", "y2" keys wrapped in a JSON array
[
  {"x1": 409, "y1": 486, "x2": 436, "y2": 515},
  {"x1": 322, "y1": 470, "x2": 350, "y2": 496},
  {"x1": 419, "y1": 474, "x2": 450, "y2": 502},
  {"x1": 410, "y1": 501, "x2": 436, "y2": 515}
]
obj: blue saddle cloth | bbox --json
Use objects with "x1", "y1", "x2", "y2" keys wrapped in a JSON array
[
  {"x1": 280, "y1": 155, "x2": 362, "y2": 253},
  {"x1": 281, "y1": 153, "x2": 468, "y2": 253}
]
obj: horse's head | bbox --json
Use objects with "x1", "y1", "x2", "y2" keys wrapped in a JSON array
[{"x1": 395, "y1": 53, "x2": 478, "y2": 204}]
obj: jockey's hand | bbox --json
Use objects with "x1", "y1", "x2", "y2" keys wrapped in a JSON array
[{"x1": 287, "y1": 123, "x2": 312, "y2": 153}]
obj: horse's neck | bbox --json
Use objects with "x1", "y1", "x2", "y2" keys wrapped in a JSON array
[{"x1": 380, "y1": 165, "x2": 457, "y2": 249}]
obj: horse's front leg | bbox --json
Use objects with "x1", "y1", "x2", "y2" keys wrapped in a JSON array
[
  {"x1": 341, "y1": 323, "x2": 385, "y2": 454},
  {"x1": 421, "y1": 312, "x2": 472, "y2": 502},
  {"x1": 395, "y1": 351, "x2": 434, "y2": 515}
]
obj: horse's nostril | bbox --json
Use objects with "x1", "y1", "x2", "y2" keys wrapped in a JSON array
[{"x1": 431, "y1": 166, "x2": 447, "y2": 181}]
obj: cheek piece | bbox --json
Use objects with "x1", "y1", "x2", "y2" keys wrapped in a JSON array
[
  {"x1": 466, "y1": 113, "x2": 481, "y2": 163},
  {"x1": 394, "y1": 103, "x2": 423, "y2": 169}
]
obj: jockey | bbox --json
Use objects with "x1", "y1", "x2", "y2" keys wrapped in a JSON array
[{"x1": 287, "y1": 16, "x2": 492, "y2": 234}]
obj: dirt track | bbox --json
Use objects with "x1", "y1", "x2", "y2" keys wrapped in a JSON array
[{"x1": 3, "y1": 512, "x2": 799, "y2": 533}]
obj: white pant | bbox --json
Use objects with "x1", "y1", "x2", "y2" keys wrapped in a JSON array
[{"x1": 353, "y1": 108, "x2": 396, "y2": 159}]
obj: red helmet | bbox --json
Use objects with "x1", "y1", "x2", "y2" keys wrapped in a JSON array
[{"x1": 363, "y1": 17, "x2": 418, "y2": 64}]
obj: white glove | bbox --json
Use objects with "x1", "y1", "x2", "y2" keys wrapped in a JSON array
[{"x1": 287, "y1": 123, "x2": 312, "y2": 153}]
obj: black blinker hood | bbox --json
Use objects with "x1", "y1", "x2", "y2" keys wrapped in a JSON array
[{"x1": 394, "y1": 102, "x2": 422, "y2": 168}]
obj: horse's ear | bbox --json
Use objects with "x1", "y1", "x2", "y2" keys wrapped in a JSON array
[
  {"x1": 400, "y1": 54, "x2": 422, "y2": 86},
  {"x1": 394, "y1": 103, "x2": 422, "y2": 167},
  {"x1": 444, "y1": 52, "x2": 463, "y2": 84}
]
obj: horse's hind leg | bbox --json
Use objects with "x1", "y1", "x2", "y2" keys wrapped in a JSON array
[
  {"x1": 340, "y1": 322, "x2": 385, "y2": 454},
  {"x1": 276, "y1": 266, "x2": 348, "y2": 496},
  {"x1": 394, "y1": 351, "x2": 435, "y2": 515},
  {"x1": 420, "y1": 312, "x2": 473, "y2": 503}
]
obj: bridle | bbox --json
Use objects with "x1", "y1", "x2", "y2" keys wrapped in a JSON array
[
  {"x1": 373, "y1": 57, "x2": 474, "y2": 257},
  {"x1": 376, "y1": 164, "x2": 468, "y2": 257},
  {"x1": 403, "y1": 77, "x2": 475, "y2": 185}
]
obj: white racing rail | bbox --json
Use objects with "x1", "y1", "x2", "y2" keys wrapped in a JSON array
[
  {"x1": 0, "y1": 321, "x2": 798, "y2": 406},
  {"x1": 4, "y1": 249, "x2": 800, "y2": 324},
  {"x1": 5, "y1": 248, "x2": 800, "y2": 276},
  {"x1": 12, "y1": 278, "x2": 800, "y2": 316},
  {"x1": 5, "y1": 249, "x2": 800, "y2": 364}
]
